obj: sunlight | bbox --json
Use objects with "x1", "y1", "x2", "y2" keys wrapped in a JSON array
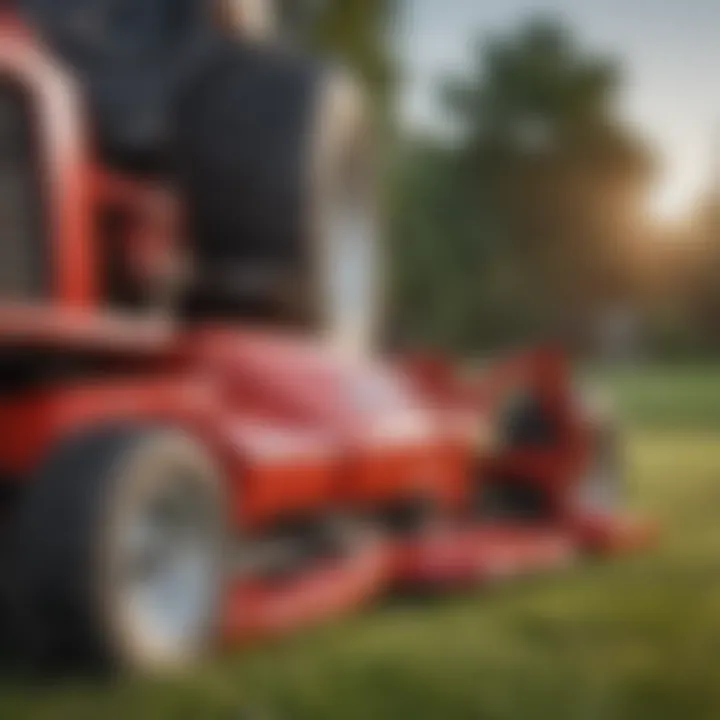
[{"x1": 647, "y1": 176, "x2": 695, "y2": 224}]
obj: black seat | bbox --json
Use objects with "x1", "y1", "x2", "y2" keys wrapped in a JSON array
[
  {"x1": 174, "y1": 40, "x2": 322, "y2": 296},
  {"x1": 20, "y1": 0, "x2": 215, "y2": 170},
  {"x1": 19, "y1": 1, "x2": 362, "y2": 330}
]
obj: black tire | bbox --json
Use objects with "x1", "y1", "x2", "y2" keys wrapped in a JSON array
[
  {"x1": 0, "y1": 526, "x2": 23, "y2": 668},
  {"x1": 12, "y1": 426, "x2": 227, "y2": 673}
]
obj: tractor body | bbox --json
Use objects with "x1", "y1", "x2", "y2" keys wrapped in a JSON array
[{"x1": 0, "y1": 5, "x2": 654, "y2": 672}]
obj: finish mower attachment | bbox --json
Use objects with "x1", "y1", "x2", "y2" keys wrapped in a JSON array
[{"x1": 0, "y1": 1, "x2": 655, "y2": 672}]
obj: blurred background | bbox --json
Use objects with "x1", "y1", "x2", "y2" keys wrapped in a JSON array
[{"x1": 296, "y1": 0, "x2": 720, "y2": 363}]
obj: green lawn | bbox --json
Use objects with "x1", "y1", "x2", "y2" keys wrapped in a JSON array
[{"x1": 3, "y1": 367, "x2": 720, "y2": 720}]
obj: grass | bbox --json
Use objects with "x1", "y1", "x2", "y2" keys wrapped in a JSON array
[
  {"x1": 3, "y1": 366, "x2": 720, "y2": 719},
  {"x1": 591, "y1": 363, "x2": 720, "y2": 430}
]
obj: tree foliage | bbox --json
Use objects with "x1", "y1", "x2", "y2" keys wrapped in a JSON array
[
  {"x1": 392, "y1": 18, "x2": 655, "y2": 353},
  {"x1": 278, "y1": 0, "x2": 399, "y2": 115}
]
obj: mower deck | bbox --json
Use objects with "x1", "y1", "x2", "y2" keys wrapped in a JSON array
[
  {"x1": 220, "y1": 514, "x2": 657, "y2": 646},
  {"x1": 389, "y1": 524, "x2": 576, "y2": 591},
  {"x1": 219, "y1": 513, "x2": 658, "y2": 645},
  {"x1": 222, "y1": 543, "x2": 388, "y2": 644},
  {"x1": 573, "y1": 513, "x2": 659, "y2": 555}
]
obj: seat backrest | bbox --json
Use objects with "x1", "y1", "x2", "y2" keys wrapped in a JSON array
[{"x1": 19, "y1": 0, "x2": 214, "y2": 169}]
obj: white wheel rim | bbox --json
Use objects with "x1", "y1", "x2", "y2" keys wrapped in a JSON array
[{"x1": 118, "y1": 475, "x2": 219, "y2": 660}]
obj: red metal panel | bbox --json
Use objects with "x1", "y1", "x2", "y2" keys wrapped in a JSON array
[
  {"x1": 222, "y1": 544, "x2": 388, "y2": 644},
  {"x1": 0, "y1": 20, "x2": 96, "y2": 308},
  {"x1": 390, "y1": 525, "x2": 575, "y2": 589}
]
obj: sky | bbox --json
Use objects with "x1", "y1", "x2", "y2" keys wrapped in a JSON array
[{"x1": 398, "y1": 0, "x2": 720, "y2": 222}]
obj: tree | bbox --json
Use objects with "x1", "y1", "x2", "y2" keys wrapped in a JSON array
[
  {"x1": 391, "y1": 18, "x2": 654, "y2": 353},
  {"x1": 277, "y1": 0, "x2": 399, "y2": 118},
  {"x1": 444, "y1": 18, "x2": 654, "y2": 343},
  {"x1": 388, "y1": 136, "x2": 530, "y2": 352}
]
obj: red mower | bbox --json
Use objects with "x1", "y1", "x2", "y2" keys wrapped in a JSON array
[{"x1": 0, "y1": 1, "x2": 655, "y2": 673}]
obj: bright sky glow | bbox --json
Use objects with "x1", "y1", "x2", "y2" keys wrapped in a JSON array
[{"x1": 399, "y1": 0, "x2": 720, "y2": 224}]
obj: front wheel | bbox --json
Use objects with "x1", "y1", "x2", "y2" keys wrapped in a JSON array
[{"x1": 14, "y1": 426, "x2": 227, "y2": 673}]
